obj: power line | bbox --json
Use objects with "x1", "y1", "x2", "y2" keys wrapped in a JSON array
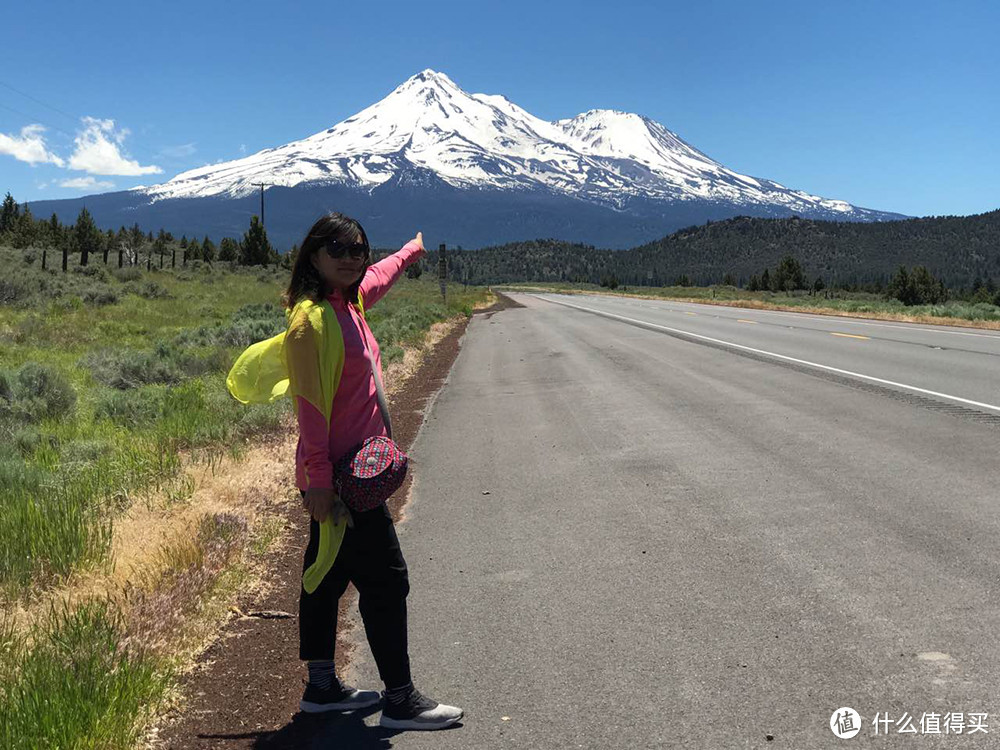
[
  {"x1": 0, "y1": 101, "x2": 76, "y2": 140},
  {"x1": 0, "y1": 80, "x2": 80, "y2": 126},
  {"x1": 0, "y1": 78, "x2": 163, "y2": 165}
]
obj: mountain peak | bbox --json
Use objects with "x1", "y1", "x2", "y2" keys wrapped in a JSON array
[
  {"x1": 396, "y1": 69, "x2": 461, "y2": 93},
  {"x1": 413, "y1": 68, "x2": 453, "y2": 82},
  {"x1": 144, "y1": 69, "x2": 889, "y2": 225}
]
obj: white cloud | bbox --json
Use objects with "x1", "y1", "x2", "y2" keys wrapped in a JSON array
[
  {"x1": 59, "y1": 176, "x2": 116, "y2": 190},
  {"x1": 239, "y1": 144, "x2": 247, "y2": 155},
  {"x1": 0, "y1": 124, "x2": 66, "y2": 166},
  {"x1": 67, "y1": 117, "x2": 162, "y2": 176}
]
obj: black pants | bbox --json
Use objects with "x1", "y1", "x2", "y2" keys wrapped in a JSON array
[{"x1": 298, "y1": 495, "x2": 412, "y2": 689}]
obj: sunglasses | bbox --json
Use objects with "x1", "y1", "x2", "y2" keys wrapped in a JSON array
[{"x1": 323, "y1": 240, "x2": 370, "y2": 260}]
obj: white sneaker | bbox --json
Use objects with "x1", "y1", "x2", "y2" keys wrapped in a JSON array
[{"x1": 379, "y1": 686, "x2": 464, "y2": 730}]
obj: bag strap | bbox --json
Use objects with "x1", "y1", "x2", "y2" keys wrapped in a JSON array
[{"x1": 363, "y1": 335, "x2": 393, "y2": 440}]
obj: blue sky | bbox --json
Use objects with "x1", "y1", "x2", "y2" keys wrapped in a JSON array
[{"x1": 1, "y1": 0, "x2": 996, "y2": 218}]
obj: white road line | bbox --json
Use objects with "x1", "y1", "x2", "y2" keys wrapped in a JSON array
[
  {"x1": 537, "y1": 295, "x2": 1000, "y2": 415},
  {"x1": 652, "y1": 299, "x2": 1000, "y2": 340}
]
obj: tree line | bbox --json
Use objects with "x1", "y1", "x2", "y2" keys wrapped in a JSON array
[
  {"x1": 0, "y1": 192, "x2": 280, "y2": 270},
  {"x1": 426, "y1": 209, "x2": 1000, "y2": 306},
  {"x1": 5, "y1": 189, "x2": 999, "y2": 307}
]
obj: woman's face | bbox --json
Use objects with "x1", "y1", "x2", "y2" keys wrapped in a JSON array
[{"x1": 311, "y1": 233, "x2": 367, "y2": 292}]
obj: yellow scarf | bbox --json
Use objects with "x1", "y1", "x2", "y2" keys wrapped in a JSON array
[{"x1": 226, "y1": 295, "x2": 366, "y2": 593}]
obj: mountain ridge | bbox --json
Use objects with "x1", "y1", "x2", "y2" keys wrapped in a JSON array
[{"x1": 28, "y1": 69, "x2": 906, "y2": 248}]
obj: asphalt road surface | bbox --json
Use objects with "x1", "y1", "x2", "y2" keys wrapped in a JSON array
[{"x1": 335, "y1": 293, "x2": 1000, "y2": 749}]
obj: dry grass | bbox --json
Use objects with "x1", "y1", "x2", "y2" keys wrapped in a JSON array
[
  {"x1": 5, "y1": 430, "x2": 296, "y2": 645},
  {"x1": 382, "y1": 315, "x2": 471, "y2": 398}
]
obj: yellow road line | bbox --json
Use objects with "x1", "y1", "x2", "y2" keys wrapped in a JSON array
[
  {"x1": 737, "y1": 319, "x2": 756, "y2": 324},
  {"x1": 685, "y1": 312, "x2": 697, "y2": 316},
  {"x1": 831, "y1": 332, "x2": 870, "y2": 340},
  {"x1": 537, "y1": 295, "x2": 1000, "y2": 414}
]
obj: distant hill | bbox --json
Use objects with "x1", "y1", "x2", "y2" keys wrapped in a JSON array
[{"x1": 434, "y1": 210, "x2": 1000, "y2": 289}]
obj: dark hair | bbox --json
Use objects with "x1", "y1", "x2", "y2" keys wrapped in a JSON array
[{"x1": 282, "y1": 212, "x2": 371, "y2": 309}]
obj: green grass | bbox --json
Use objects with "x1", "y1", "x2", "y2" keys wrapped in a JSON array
[
  {"x1": 0, "y1": 244, "x2": 490, "y2": 748},
  {"x1": 0, "y1": 248, "x2": 488, "y2": 596},
  {"x1": 504, "y1": 281, "x2": 1000, "y2": 324},
  {"x1": 0, "y1": 256, "x2": 289, "y2": 595},
  {"x1": 0, "y1": 600, "x2": 171, "y2": 750}
]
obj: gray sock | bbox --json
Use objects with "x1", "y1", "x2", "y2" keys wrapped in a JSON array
[
  {"x1": 307, "y1": 660, "x2": 339, "y2": 691},
  {"x1": 384, "y1": 681, "x2": 414, "y2": 705}
]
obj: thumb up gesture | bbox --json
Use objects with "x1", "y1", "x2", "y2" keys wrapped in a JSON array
[{"x1": 409, "y1": 231, "x2": 424, "y2": 251}]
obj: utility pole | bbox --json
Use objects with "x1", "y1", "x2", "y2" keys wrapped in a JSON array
[{"x1": 253, "y1": 183, "x2": 270, "y2": 230}]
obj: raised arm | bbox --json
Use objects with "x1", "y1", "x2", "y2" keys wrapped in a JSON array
[{"x1": 359, "y1": 233, "x2": 426, "y2": 309}]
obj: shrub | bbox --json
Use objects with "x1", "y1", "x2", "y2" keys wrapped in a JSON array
[
  {"x1": 60, "y1": 439, "x2": 111, "y2": 466},
  {"x1": 73, "y1": 264, "x2": 110, "y2": 282},
  {"x1": 12, "y1": 425, "x2": 42, "y2": 456},
  {"x1": 135, "y1": 280, "x2": 170, "y2": 299},
  {"x1": 0, "y1": 363, "x2": 77, "y2": 423},
  {"x1": 82, "y1": 349, "x2": 183, "y2": 390},
  {"x1": 0, "y1": 277, "x2": 32, "y2": 305},
  {"x1": 52, "y1": 296, "x2": 84, "y2": 312},
  {"x1": 172, "y1": 303, "x2": 285, "y2": 350},
  {"x1": 113, "y1": 266, "x2": 143, "y2": 282},
  {"x1": 82, "y1": 285, "x2": 120, "y2": 306},
  {"x1": 93, "y1": 387, "x2": 166, "y2": 426},
  {"x1": 7, "y1": 315, "x2": 48, "y2": 344}
]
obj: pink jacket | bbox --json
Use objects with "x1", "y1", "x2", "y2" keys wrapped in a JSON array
[{"x1": 295, "y1": 240, "x2": 426, "y2": 490}]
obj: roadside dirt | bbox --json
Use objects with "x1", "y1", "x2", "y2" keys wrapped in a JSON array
[{"x1": 152, "y1": 292, "x2": 523, "y2": 749}]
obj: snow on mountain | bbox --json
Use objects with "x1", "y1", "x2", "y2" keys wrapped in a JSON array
[{"x1": 139, "y1": 69, "x2": 868, "y2": 218}]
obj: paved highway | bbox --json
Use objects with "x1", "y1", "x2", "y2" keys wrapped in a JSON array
[{"x1": 337, "y1": 293, "x2": 1000, "y2": 748}]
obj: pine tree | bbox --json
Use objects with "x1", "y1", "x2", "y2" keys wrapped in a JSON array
[
  {"x1": 239, "y1": 215, "x2": 273, "y2": 266},
  {"x1": 218, "y1": 237, "x2": 238, "y2": 262},
  {"x1": 14, "y1": 204, "x2": 35, "y2": 248},
  {"x1": 888, "y1": 266, "x2": 915, "y2": 305},
  {"x1": 201, "y1": 235, "x2": 216, "y2": 263},
  {"x1": 775, "y1": 255, "x2": 806, "y2": 291},
  {"x1": 0, "y1": 192, "x2": 19, "y2": 234},
  {"x1": 74, "y1": 207, "x2": 101, "y2": 266}
]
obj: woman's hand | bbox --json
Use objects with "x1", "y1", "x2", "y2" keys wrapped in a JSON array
[
  {"x1": 303, "y1": 487, "x2": 354, "y2": 528},
  {"x1": 409, "y1": 231, "x2": 424, "y2": 251}
]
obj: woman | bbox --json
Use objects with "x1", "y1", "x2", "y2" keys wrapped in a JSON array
[{"x1": 282, "y1": 212, "x2": 463, "y2": 730}]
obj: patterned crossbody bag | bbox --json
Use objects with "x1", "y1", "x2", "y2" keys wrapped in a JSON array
[{"x1": 332, "y1": 335, "x2": 408, "y2": 511}]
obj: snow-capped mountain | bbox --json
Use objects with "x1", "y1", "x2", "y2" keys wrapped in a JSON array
[
  {"x1": 141, "y1": 69, "x2": 876, "y2": 219},
  {"x1": 31, "y1": 70, "x2": 903, "y2": 249}
]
